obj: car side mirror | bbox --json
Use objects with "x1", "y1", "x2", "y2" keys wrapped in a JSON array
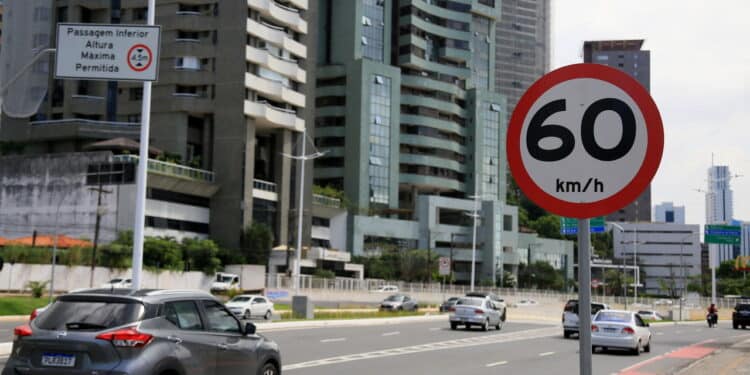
[{"x1": 244, "y1": 322, "x2": 256, "y2": 335}]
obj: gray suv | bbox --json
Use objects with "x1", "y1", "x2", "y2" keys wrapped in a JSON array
[{"x1": 3, "y1": 289, "x2": 281, "y2": 375}]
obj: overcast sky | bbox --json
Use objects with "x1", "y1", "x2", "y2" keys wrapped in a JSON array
[{"x1": 551, "y1": 0, "x2": 750, "y2": 227}]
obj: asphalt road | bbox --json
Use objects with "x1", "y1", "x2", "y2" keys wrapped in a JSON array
[
  {"x1": 1, "y1": 319, "x2": 749, "y2": 374},
  {"x1": 264, "y1": 320, "x2": 750, "y2": 375}
]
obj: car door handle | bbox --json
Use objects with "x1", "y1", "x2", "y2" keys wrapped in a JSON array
[
  {"x1": 217, "y1": 343, "x2": 229, "y2": 351},
  {"x1": 167, "y1": 336, "x2": 183, "y2": 344}
]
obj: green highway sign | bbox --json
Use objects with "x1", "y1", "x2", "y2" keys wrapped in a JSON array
[
  {"x1": 704, "y1": 224, "x2": 741, "y2": 245},
  {"x1": 561, "y1": 217, "x2": 606, "y2": 235}
]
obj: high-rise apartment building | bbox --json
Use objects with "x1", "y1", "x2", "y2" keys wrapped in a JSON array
[
  {"x1": 314, "y1": 0, "x2": 505, "y2": 215},
  {"x1": 654, "y1": 202, "x2": 685, "y2": 224},
  {"x1": 494, "y1": 0, "x2": 550, "y2": 113},
  {"x1": 705, "y1": 165, "x2": 737, "y2": 263},
  {"x1": 0, "y1": 0, "x2": 317, "y2": 248},
  {"x1": 583, "y1": 39, "x2": 651, "y2": 222}
]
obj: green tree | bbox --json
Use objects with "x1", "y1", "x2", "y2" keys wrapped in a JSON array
[
  {"x1": 603, "y1": 268, "x2": 633, "y2": 296},
  {"x1": 717, "y1": 260, "x2": 739, "y2": 279},
  {"x1": 314, "y1": 268, "x2": 336, "y2": 279},
  {"x1": 240, "y1": 222, "x2": 274, "y2": 265},
  {"x1": 182, "y1": 238, "x2": 222, "y2": 274},
  {"x1": 98, "y1": 232, "x2": 133, "y2": 269},
  {"x1": 143, "y1": 237, "x2": 184, "y2": 271},
  {"x1": 518, "y1": 261, "x2": 564, "y2": 290},
  {"x1": 529, "y1": 215, "x2": 562, "y2": 239},
  {"x1": 502, "y1": 271, "x2": 517, "y2": 288},
  {"x1": 399, "y1": 249, "x2": 437, "y2": 282},
  {"x1": 26, "y1": 280, "x2": 49, "y2": 298}
]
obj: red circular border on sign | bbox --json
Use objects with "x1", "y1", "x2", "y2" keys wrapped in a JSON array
[
  {"x1": 127, "y1": 44, "x2": 153, "y2": 72},
  {"x1": 506, "y1": 63, "x2": 664, "y2": 218}
]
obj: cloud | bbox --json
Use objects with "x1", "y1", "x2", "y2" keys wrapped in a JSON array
[{"x1": 552, "y1": 0, "x2": 750, "y2": 227}]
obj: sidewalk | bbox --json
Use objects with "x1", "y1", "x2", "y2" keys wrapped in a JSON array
[{"x1": 679, "y1": 336, "x2": 750, "y2": 374}]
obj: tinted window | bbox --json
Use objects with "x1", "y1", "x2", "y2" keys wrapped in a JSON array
[
  {"x1": 456, "y1": 298, "x2": 483, "y2": 307},
  {"x1": 230, "y1": 297, "x2": 251, "y2": 303},
  {"x1": 737, "y1": 304, "x2": 750, "y2": 311},
  {"x1": 385, "y1": 295, "x2": 404, "y2": 302},
  {"x1": 35, "y1": 300, "x2": 145, "y2": 331},
  {"x1": 202, "y1": 301, "x2": 241, "y2": 334},
  {"x1": 637, "y1": 311, "x2": 652, "y2": 315},
  {"x1": 164, "y1": 301, "x2": 203, "y2": 330},
  {"x1": 591, "y1": 304, "x2": 606, "y2": 314}
]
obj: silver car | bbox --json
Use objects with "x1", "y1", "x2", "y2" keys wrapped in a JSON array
[
  {"x1": 449, "y1": 297, "x2": 504, "y2": 331},
  {"x1": 592, "y1": 310, "x2": 652, "y2": 355},
  {"x1": 379, "y1": 294, "x2": 418, "y2": 311},
  {"x1": 3, "y1": 288, "x2": 282, "y2": 375}
]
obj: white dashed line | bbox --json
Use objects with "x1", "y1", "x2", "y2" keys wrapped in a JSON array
[
  {"x1": 539, "y1": 352, "x2": 555, "y2": 357},
  {"x1": 430, "y1": 327, "x2": 442, "y2": 331},
  {"x1": 486, "y1": 361, "x2": 508, "y2": 367},
  {"x1": 382, "y1": 331, "x2": 401, "y2": 336},
  {"x1": 320, "y1": 338, "x2": 347, "y2": 343}
]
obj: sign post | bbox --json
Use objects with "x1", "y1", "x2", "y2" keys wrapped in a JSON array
[
  {"x1": 507, "y1": 63, "x2": 663, "y2": 375},
  {"x1": 704, "y1": 224, "x2": 741, "y2": 303},
  {"x1": 54, "y1": 4, "x2": 160, "y2": 290},
  {"x1": 439, "y1": 257, "x2": 451, "y2": 277}
]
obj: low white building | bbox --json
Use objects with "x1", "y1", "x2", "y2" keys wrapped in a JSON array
[
  {"x1": 654, "y1": 202, "x2": 685, "y2": 224},
  {"x1": 613, "y1": 222, "x2": 701, "y2": 296}
]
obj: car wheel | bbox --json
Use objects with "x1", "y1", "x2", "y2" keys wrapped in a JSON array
[
  {"x1": 733, "y1": 323, "x2": 739, "y2": 329},
  {"x1": 264, "y1": 310, "x2": 272, "y2": 320},
  {"x1": 501, "y1": 311, "x2": 507, "y2": 322},
  {"x1": 450, "y1": 323, "x2": 457, "y2": 330},
  {"x1": 244, "y1": 310, "x2": 252, "y2": 320},
  {"x1": 259, "y1": 362, "x2": 279, "y2": 375},
  {"x1": 564, "y1": 330, "x2": 571, "y2": 339},
  {"x1": 743, "y1": 325, "x2": 747, "y2": 329},
  {"x1": 495, "y1": 320, "x2": 502, "y2": 330},
  {"x1": 592, "y1": 346, "x2": 599, "y2": 353},
  {"x1": 482, "y1": 319, "x2": 489, "y2": 332},
  {"x1": 644, "y1": 337, "x2": 651, "y2": 353},
  {"x1": 633, "y1": 341, "x2": 642, "y2": 356}
]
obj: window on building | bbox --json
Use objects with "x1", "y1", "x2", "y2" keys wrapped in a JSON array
[{"x1": 504, "y1": 215, "x2": 513, "y2": 231}]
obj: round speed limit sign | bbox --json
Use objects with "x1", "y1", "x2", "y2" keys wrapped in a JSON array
[{"x1": 507, "y1": 64, "x2": 663, "y2": 218}]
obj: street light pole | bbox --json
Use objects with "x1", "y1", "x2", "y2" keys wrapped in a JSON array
[
  {"x1": 470, "y1": 184, "x2": 479, "y2": 292},
  {"x1": 608, "y1": 222, "x2": 628, "y2": 308},
  {"x1": 678, "y1": 232, "x2": 692, "y2": 322},
  {"x1": 281, "y1": 128, "x2": 326, "y2": 295}
]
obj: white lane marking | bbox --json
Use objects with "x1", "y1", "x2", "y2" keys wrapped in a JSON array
[
  {"x1": 320, "y1": 338, "x2": 347, "y2": 343},
  {"x1": 382, "y1": 331, "x2": 400, "y2": 336},
  {"x1": 486, "y1": 361, "x2": 508, "y2": 367},
  {"x1": 283, "y1": 327, "x2": 558, "y2": 371},
  {"x1": 539, "y1": 352, "x2": 555, "y2": 357},
  {"x1": 429, "y1": 327, "x2": 441, "y2": 331}
]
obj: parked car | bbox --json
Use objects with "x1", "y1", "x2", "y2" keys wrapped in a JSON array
[
  {"x1": 3, "y1": 288, "x2": 282, "y2": 375},
  {"x1": 562, "y1": 299, "x2": 610, "y2": 338},
  {"x1": 440, "y1": 297, "x2": 460, "y2": 312},
  {"x1": 732, "y1": 303, "x2": 750, "y2": 329},
  {"x1": 465, "y1": 292, "x2": 507, "y2": 321},
  {"x1": 373, "y1": 285, "x2": 399, "y2": 293},
  {"x1": 225, "y1": 294, "x2": 275, "y2": 320},
  {"x1": 211, "y1": 272, "x2": 240, "y2": 292},
  {"x1": 449, "y1": 297, "x2": 504, "y2": 331},
  {"x1": 637, "y1": 310, "x2": 664, "y2": 321},
  {"x1": 592, "y1": 310, "x2": 652, "y2": 355},
  {"x1": 379, "y1": 294, "x2": 418, "y2": 311},
  {"x1": 101, "y1": 278, "x2": 131, "y2": 289},
  {"x1": 654, "y1": 299, "x2": 673, "y2": 305}
]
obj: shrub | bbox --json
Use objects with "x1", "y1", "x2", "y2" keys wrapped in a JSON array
[
  {"x1": 26, "y1": 281, "x2": 49, "y2": 298},
  {"x1": 314, "y1": 269, "x2": 336, "y2": 279},
  {"x1": 182, "y1": 238, "x2": 221, "y2": 274}
]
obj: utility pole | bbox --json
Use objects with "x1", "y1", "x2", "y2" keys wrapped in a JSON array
[{"x1": 89, "y1": 181, "x2": 112, "y2": 288}]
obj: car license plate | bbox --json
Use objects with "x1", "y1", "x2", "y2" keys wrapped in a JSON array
[
  {"x1": 41, "y1": 353, "x2": 75, "y2": 368},
  {"x1": 603, "y1": 328, "x2": 617, "y2": 332}
]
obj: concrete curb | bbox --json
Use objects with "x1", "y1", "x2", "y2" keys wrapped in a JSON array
[
  {"x1": 0, "y1": 316, "x2": 27, "y2": 322},
  {"x1": 257, "y1": 314, "x2": 447, "y2": 331}
]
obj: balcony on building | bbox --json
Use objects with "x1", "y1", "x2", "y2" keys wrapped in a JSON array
[
  {"x1": 111, "y1": 154, "x2": 219, "y2": 198},
  {"x1": 253, "y1": 178, "x2": 278, "y2": 202},
  {"x1": 247, "y1": 0, "x2": 308, "y2": 33},
  {"x1": 244, "y1": 99, "x2": 304, "y2": 132}
]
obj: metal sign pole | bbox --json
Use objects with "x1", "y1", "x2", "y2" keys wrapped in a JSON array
[
  {"x1": 131, "y1": 0, "x2": 156, "y2": 290},
  {"x1": 578, "y1": 218, "x2": 592, "y2": 375}
]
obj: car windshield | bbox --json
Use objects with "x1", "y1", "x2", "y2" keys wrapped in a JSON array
[
  {"x1": 456, "y1": 298, "x2": 483, "y2": 307},
  {"x1": 737, "y1": 304, "x2": 750, "y2": 311},
  {"x1": 385, "y1": 295, "x2": 403, "y2": 302},
  {"x1": 595, "y1": 312, "x2": 632, "y2": 323},
  {"x1": 217, "y1": 275, "x2": 234, "y2": 282},
  {"x1": 230, "y1": 297, "x2": 251, "y2": 303},
  {"x1": 448, "y1": 297, "x2": 459, "y2": 302},
  {"x1": 109, "y1": 279, "x2": 122, "y2": 283},
  {"x1": 638, "y1": 311, "x2": 653, "y2": 315}
]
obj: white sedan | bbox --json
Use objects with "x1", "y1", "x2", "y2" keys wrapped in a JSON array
[
  {"x1": 101, "y1": 278, "x2": 131, "y2": 288},
  {"x1": 592, "y1": 310, "x2": 652, "y2": 355},
  {"x1": 225, "y1": 294, "x2": 275, "y2": 320}
]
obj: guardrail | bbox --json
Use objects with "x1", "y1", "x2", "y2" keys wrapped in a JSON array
[
  {"x1": 253, "y1": 179, "x2": 277, "y2": 192},
  {"x1": 112, "y1": 155, "x2": 215, "y2": 183}
]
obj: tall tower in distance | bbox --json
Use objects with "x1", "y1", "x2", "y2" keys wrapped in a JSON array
[
  {"x1": 706, "y1": 164, "x2": 738, "y2": 263},
  {"x1": 583, "y1": 39, "x2": 651, "y2": 222}
]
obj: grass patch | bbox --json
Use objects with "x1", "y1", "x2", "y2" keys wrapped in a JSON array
[{"x1": 0, "y1": 296, "x2": 48, "y2": 316}]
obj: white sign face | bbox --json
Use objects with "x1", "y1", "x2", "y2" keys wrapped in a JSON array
[
  {"x1": 439, "y1": 257, "x2": 450, "y2": 276},
  {"x1": 507, "y1": 64, "x2": 663, "y2": 218},
  {"x1": 55, "y1": 23, "x2": 161, "y2": 81}
]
